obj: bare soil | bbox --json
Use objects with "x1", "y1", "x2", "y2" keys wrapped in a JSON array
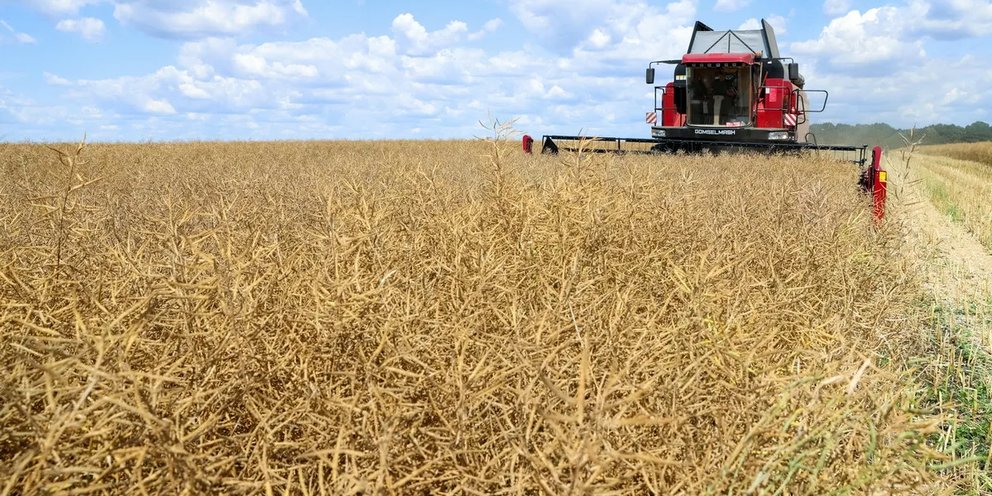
[
  {"x1": 892, "y1": 153, "x2": 992, "y2": 346},
  {"x1": 903, "y1": 190, "x2": 992, "y2": 303}
]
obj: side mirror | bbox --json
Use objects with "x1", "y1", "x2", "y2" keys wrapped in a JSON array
[
  {"x1": 645, "y1": 67, "x2": 655, "y2": 85},
  {"x1": 788, "y1": 63, "x2": 800, "y2": 81}
]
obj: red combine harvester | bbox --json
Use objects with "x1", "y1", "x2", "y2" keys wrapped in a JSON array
[{"x1": 522, "y1": 19, "x2": 887, "y2": 221}]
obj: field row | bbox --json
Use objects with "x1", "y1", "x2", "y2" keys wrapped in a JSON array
[
  {"x1": 911, "y1": 144, "x2": 992, "y2": 251},
  {"x1": 920, "y1": 142, "x2": 992, "y2": 168}
]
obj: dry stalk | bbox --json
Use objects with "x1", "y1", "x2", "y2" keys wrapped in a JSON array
[{"x1": 0, "y1": 140, "x2": 972, "y2": 494}]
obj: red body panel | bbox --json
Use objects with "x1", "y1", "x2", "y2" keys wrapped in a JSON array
[
  {"x1": 871, "y1": 146, "x2": 886, "y2": 222},
  {"x1": 661, "y1": 83, "x2": 685, "y2": 126},
  {"x1": 656, "y1": 76, "x2": 801, "y2": 131},
  {"x1": 522, "y1": 135, "x2": 534, "y2": 154},
  {"x1": 756, "y1": 78, "x2": 794, "y2": 129},
  {"x1": 682, "y1": 53, "x2": 756, "y2": 64}
]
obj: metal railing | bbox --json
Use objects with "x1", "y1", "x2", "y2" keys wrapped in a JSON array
[{"x1": 651, "y1": 85, "x2": 830, "y2": 130}]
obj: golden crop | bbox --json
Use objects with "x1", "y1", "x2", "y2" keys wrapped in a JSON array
[
  {"x1": 920, "y1": 141, "x2": 992, "y2": 168},
  {"x1": 0, "y1": 140, "x2": 959, "y2": 493},
  {"x1": 912, "y1": 143, "x2": 992, "y2": 250}
]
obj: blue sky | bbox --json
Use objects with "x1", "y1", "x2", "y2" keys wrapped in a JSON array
[{"x1": 1, "y1": 0, "x2": 991, "y2": 141}]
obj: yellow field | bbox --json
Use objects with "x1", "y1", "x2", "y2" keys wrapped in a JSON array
[
  {"x1": 910, "y1": 144, "x2": 992, "y2": 250},
  {"x1": 0, "y1": 140, "x2": 978, "y2": 493},
  {"x1": 920, "y1": 141, "x2": 992, "y2": 168}
]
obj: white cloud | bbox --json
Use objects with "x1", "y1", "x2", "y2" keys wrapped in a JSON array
[
  {"x1": 791, "y1": 8, "x2": 925, "y2": 67},
  {"x1": 509, "y1": 0, "x2": 696, "y2": 58},
  {"x1": 178, "y1": 81, "x2": 210, "y2": 99},
  {"x1": 43, "y1": 19, "x2": 660, "y2": 139},
  {"x1": 232, "y1": 52, "x2": 318, "y2": 79},
  {"x1": 44, "y1": 72, "x2": 72, "y2": 85},
  {"x1": 144, "y1": 98, "x2": 175, "y2": 114},
  {"x1": 56, "y1": 17, "x2": 106, "y2": 41},
  {"x1": 179, "y1": 35, "x2": 401, "y2": 83},
  {"x1": 906, "y1": 0, "x2": 992, "y2": 39},
  {"x1": 586, "y1": 29, "x2": 611, "y2": 49},
  {"x1": 571, "y1": 1, "x2": 696, "y2": 65},
  {"x1": 738, "y1": 16, "x2": 786, "y2": 35},
  {"x1": 524, "y1": 77, "x2": 572, "y2": 100},
  {"x1": 21, "y1": 1, "x2": 992, "y2": 141},
  {"x1": 738, "y1": 18, "x2": 759, "y2": 30},
  {"x1": 807, "y1": 54, "x2": 992, "y2": 127},
  {"x1": 785, "y1": 3, "x2": 992, "y2": 127},
  {"x1": 468, "y1": 18, "x2": 502, "y2": 41},
  {"x1": 715, "y1": 0, "x2": 750, "y2": 12},
  {"x1": 392, "y1": 13, "x2": 469, "y2": 56},
  {"x1": 823, "y1": 0, "x2": 850, "y2": 16},
  {"x1": 504, "y1": 0, "x2": 699, "y2": 75},
  {"x1": 58, "y1": 65, "x2": 271, "y2": 117},
  {"x1": 25, "y1": 0, "x2": 101, "y2": 16},
  {"x1": 113, "y1": 0, "x2": 308, "y2": 39},
  {"x1": 1, "y1": 19, "x2": 37, "y2": 44}
]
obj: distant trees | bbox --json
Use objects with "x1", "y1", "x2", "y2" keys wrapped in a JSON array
[
  {"x1": 964, "y1": 121, "x2": 992, "y2": 142},
  {"x1": 810, "y1": 121, "x2": 992, "y2": 149}
]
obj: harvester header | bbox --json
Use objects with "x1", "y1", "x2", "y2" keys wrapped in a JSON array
[{"x1": 523, "y1": 18, "x2": 888, "y2": 221}]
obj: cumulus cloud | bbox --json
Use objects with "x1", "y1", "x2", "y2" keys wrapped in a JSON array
[
  {"x1": 55, "y1": 65, "x2": 272, "y2": 117},
  {"x1": 41, "y1": 15, "x2": 659, "y2": 140},
  {"x1": 906, "y1": 0, "x2": 992, "y2": 39},
  {"x1": 786, "y1": 3, "x2": 992, "y2": 126},
  {"x1": 1, "y1": 19, "x2": 37, "y2": 44},
  {"x1": 738, "y1": 15, "x2": 787, "y2": 35},
  {"x1": 468, "y1": 18, "x2": 502, "y2": 41},
  {"x1": 22, "y1": 1, "x2": 992, "y2": 141},
  {"x1": 509, "y1": 0, "x2": 696, "y2": 59},
  {"x1": 113, "y1": 0, "x2": 308, "y2": 39},
  {"x1": 24, "y1": 0, "x2": 101, "y2": 16},
  {"x1": 232, "y1": 52, "x2": 318, "y2": 79},
  {"x1": 715, "y1": 0, "x2": 750, "y2": 12},
  {"x1": 391, "y1": 14, "x2": 471, "y2": 56},
  {"x1": 144, "y1": 98, "x2": 175, "y2": 114},
  {"x1": 44, "y1": 72, "x2": 73, "y2": 85},
  {"x1": 56, "y1": 17, "x2": 106, "y2": 41},
  {"x1": 178, "y1": 34, "x2": 402, "y2": 84},
  {"x1": 808, "y1": 54, "x2": 992, "y2": 126},
  {"x1": 524, "y1": 77, "x2": 572, "y2": 100},
  {"x1": 17, "y1": 0, "x2": 311, "y2": 39},
  {"x1": 823, "y1": 0, "x2": 851, "y2": 16},
  {"x1": 504, "y1": 0, "x2": 700, "y2": 81},
  {"x1": 791, "y1": 8, "x2": 926, "y2": 67},
  {"x1": 571, "y1": 0, "x2": 697, "y2": 68}
]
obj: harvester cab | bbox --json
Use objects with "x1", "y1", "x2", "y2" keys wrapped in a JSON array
[{"x1": 645, "y1": 19, "x2": 821, "y2": 150}]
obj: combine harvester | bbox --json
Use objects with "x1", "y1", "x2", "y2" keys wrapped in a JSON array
[{"x1": 522, "y1": 19, "x2": 887, "y2": 221}]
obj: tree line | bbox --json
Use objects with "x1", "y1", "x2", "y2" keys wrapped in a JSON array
[{"x1": 809, "y1": 121, "x2": 992, "y2": 149}]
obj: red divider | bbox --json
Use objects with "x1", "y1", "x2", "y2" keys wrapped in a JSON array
[{"x1": 872, "y1": 146, "x2": 886, "y2": 223}]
